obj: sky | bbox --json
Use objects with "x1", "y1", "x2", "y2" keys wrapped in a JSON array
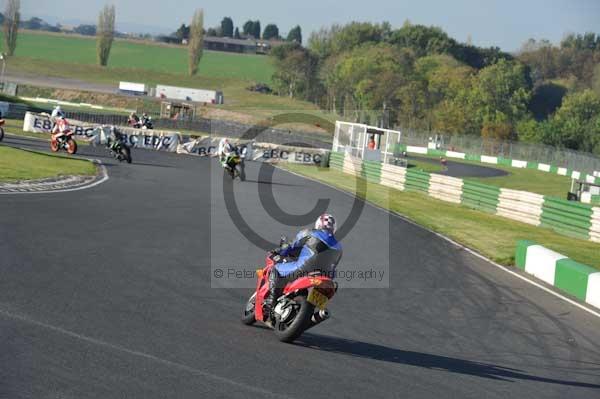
[{"x1": 14, "y1": 0, "x2": 600, "y2": 51}]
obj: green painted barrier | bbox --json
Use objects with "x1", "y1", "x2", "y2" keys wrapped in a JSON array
[
  {"x1": 515, "y1": 240, "x2": 599, "y2": 307},
  {"x1": 405, "y1": 169, "x2": 430, "y2": 193},
  {"x1": 329, "y1": 152, "x2": 344, "y2": 170},
  {"x1": 461, "y1": 180, "x2": 500, "y2": 213},
  {"x1": 498, "y1": 157, "x2": 512, "y2": 166},
  {"x1": 541, "y1": 197, "x2": 592, "y2": 240},
  {"x1": 361, "y1": 160, "x2": 382, "y2": 183},
  {"x1": 514, "y1": 240, "x2": 536, "y2": 269},
  {"x1": 555, "y1": 259, "x2": 596, "y2": 300}
]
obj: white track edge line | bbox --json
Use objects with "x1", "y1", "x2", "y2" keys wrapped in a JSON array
[
  {"x1": 280, "y1": 166, "x2": 600, "y2": 320},
  {"x1": 0, "y1": 160, "x2": 108, "y2": 195}
]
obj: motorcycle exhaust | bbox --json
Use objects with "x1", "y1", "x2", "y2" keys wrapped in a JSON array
[{"x1": 310, "y1": 309, "x2": 330, "y2": 326}]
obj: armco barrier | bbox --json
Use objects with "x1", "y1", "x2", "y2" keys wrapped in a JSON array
[
  {"x1": 515, "y1": 241, "x2": 600, "y2": 308},
  {"x1": 590, "y1": 207, "x2": 600, "y2": 243},
  {"x1": 541, "y1": 198, "x2": 592, "y2": 240},
  {"x1": 361, "y1": 160, "x2": 382, "y2": 183},
  {"x1": 329, "y1": 152, "x2": 344, "y2": 171},
  {"x1": 330, "y1": 151, "x2": 600, "y2": 243},
  {"x1": 380, "y1": 163, "x2": 406, "y2": 190},
  {"x1": 461, "y1": 180, "x2": 500, "y2": 214},
  {"x1": 428, "y1": 174, "x2": 463, "y2": 204},
  {"x1": 342, "y1": 152, "x2": 362, "y2": 177},
  {"x1": 404, "y1": 169, "x2": 430, "y2": 194},
  {"x1": 497, "y1": 189, "x2": 544, "y2": 226}
]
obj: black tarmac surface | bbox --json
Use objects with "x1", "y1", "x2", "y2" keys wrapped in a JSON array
[
  {"x1": 408, "y1": 155, "x2": 508, "y2": 178},
  {"x1": 1, "y1": 136, "x2": 599, "y2": 398}
]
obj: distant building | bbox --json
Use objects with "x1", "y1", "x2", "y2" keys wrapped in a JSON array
[
  {"x1": 154, "y1": 35, "x2": 285, "y2": 54},
  {"x1": 203, "y1": 36, "x2": 284, "y2": 54}
]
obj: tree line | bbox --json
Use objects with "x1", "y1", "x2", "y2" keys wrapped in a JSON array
[
  {"x1": 3, "y1": 1, "x2": 205, "y2": 76},
  {"x1": 270, "y1": 21, "x2": 600, "y2": 155},
  {"x1": 174, "y1": 17, "x2": 302, "y2": 43}
]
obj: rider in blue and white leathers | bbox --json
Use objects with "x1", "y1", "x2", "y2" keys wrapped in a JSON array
[{"x1": 265, "y1": 214, "x2": 342, "y2": 318}]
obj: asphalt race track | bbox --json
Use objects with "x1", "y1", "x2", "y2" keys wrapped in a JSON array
[
  {"x1": 1, "y1": 136, "x2": 599, "y2": 398},
  {"x1": 407, "y1": 155, "x2": 508, "y2": 178}
]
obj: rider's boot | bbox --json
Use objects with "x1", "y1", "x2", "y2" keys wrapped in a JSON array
[{"x1": 264, "y1": 270, "x2": 283, "y2": 324}]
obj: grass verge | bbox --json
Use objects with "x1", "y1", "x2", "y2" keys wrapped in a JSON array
[
  {"x1": 0, "y1": 146, "x2": 96, "y2": 181},
  {"x1": 280, "y1": 164, "x2": 600, "y2": 269}
]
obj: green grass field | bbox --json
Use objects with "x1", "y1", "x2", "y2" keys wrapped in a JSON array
[
  {"x1": 281, "y1": 164, "x2": 600, "y2": 269},
  {"x1": 468, "y1": 167, "x2": 571, "y2": 199},
  {"x1": 1, "y1": 31, "x2": 275, "y2": 83},
  {"x1": 0, "y1": 146, "x2": 96, "y2": 181},
  {"x1": 1, "y1": 30, "x2": 329, "y2": 124}
]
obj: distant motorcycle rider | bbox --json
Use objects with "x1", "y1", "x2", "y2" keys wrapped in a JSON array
[
  {"x1": 264, "y1": 214, "x2": 343, "y2": 320},
  {"x1": 140, "y1": 113, "x2": 153, "y2": 129},
  {"x1": 51, "y1": 105, "x2": 65, "y2": 119},
  {"x1": 217, "y1": 137, "x2": 235, "y2": 168},
  {"x1": 107, "y1": 126, "x2": 125, "y2": 152}
]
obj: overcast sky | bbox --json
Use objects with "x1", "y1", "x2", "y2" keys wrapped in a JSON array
[{"x1": 13, "y1": 0, "x2": 600, "y2": 51}]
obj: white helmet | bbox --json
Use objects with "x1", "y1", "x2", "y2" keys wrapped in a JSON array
[
  {"x1": 315, "y1": 213, "x2": 336, "y2": 234},
  {"x1": 55, "y1": 106, "x2": 61, "y2": 111}
]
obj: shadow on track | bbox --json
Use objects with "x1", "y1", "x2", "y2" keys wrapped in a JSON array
[{"x1": 295, "y1": 333, "x2": 600, "y2": 389}]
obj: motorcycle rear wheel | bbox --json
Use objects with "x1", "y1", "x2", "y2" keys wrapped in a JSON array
[
  {"x1": 0, "y1": 127, "x2": 4, "y2": 141},
  {"x1": 120, "y1": 146, "x2": 132, "y2": 164},
  {"x1": 241, "y1": 292, "x2": 257, "y2": 325},
  {"x1": 274, "y1": 296, "x2": 314, "y2": 343}
]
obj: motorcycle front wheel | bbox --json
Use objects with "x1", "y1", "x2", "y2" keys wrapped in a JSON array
[
  {"x1": 50, "y1": 140, "x2": 59, "y2": 152},
  {"x1": 274, "y1": 296, "x2": 314, "y2": 343},
  {"x1": 66, "y1": 139, "x2": 77, "y2": 154},
  {"x1": 241, "y1": 292, "x2": 257, "y2": 325}
]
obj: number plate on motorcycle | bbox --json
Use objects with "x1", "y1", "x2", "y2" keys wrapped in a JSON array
[{"x1": 307, "y1": 289, "x2": 328, "y2": 310}]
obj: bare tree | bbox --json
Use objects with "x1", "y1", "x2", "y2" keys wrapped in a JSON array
[
  {"x1": 3, "y1": 0, "x2": 20, "y2": 56},
  {"x1": 188, "y1": 9, "x2": 204, "y2": 76},
  {"x1": 96, "y1": 4, "x2": 116, "y2": 66}
]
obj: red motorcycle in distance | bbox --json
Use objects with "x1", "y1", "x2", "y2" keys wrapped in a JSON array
[
  {"x1": 241, "y1": 237, "x2": 338, "y2": 343},
  {"x1": 50, "y1": 118, "x2": 77, "y2": 154}
]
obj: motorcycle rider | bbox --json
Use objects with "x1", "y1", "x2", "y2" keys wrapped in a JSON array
[
  {"x1": 128, "y1": 112, "x2": 140, "y2": 128},
  {"x1": 217, "y1": 137, "x2": 235, "y2": 168},
  {"x1": 264, "y1": 214, "x2": 343, "y2": 320},
  {"x1": 107, "y1": 126, "x2": 125, "y2": 152},
  {"x1": 140, "y1": 113, "x2": 152, "y2": 129},
  {"x1": 51, "y1": 105, "x2": 65, "y2": 119},
  {"x1": 51, "y1": 114, "x2": 69, "y2": 141}
]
